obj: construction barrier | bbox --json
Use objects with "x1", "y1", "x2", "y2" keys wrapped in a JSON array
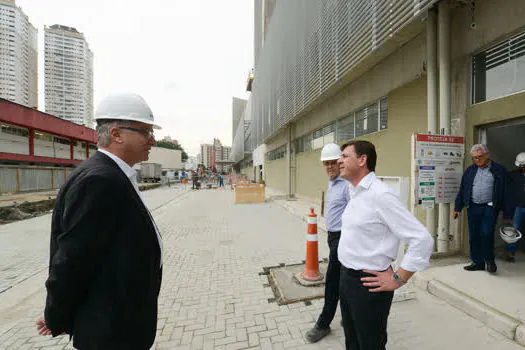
[
  {"x1": 301, "y1": 208, "x2": 322, "y2": 281},
  {"x1": 0, "y1": 165, "x2": 73, "y2": 194},
  {"x1": 234, "y1": 183, "x2": 265, "y2": 204}
]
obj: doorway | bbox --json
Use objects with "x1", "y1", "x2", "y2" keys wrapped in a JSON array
[{"x1": 479, "y1": 117, "x2": 525, "y2": 252}]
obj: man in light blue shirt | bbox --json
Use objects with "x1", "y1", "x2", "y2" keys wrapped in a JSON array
[{"x1": 306, "y1": 143, "x2": 350, "y2": 343}]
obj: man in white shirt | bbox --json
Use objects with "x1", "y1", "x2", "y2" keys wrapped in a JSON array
[{"x1": 336, "y1": 140, "x2": 434, "y2": 350}]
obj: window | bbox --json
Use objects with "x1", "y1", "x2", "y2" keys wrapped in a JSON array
[
  {"x1": 267, "y1": 145, "x2": 287, "y2": 161},
  {"x1": 0, "y1": 123, "x2": 29, "y2": 137},
  {"x1": 379, "y1": 98, "x2": 388, "y2": 130},
  {"x1": 295, "y1": 96, "x2": 388, "y2": 149},
  {"x1": 472, "y1": 30, "x2": 525, "y2": 103},
  {"x1": 336, "y1": 113, "x2": 355, "y2": 142}
]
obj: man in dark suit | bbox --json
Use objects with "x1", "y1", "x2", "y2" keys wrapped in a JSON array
[
  {"x1": 454, "y1": 144, "x2": 512, "y2": 274},
  {"x1": 36, "y1": 93, "x2": 163, "y2": 349}
]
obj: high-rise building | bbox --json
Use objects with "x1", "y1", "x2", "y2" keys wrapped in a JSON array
[
  {"x1": 0, "y1": 0, "x2": 38, "y2": 108},
  {"x1": 44, "y1": 24, "x2": 93, "y2": 127},
  {"x1": 200, "y1": 139, "x2": 232, "y2": 171},
  {"x1": 200, "y1": 143, "x2": 213, "y2": 169}
]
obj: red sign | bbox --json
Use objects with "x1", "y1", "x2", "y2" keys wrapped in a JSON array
[{"x1": 416, "y1": 134, "x2": 464, "y2": 144}]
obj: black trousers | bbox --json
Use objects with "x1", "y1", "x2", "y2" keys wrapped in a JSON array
[
  {"x1": 339, "y1": 267, "x2": 394, "y2": 350},
  {"x1": 316, "y1": 232, "x2": 341, "y2": 329}
]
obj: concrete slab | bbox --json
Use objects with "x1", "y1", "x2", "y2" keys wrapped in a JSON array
[
  {"x1": 269, "y1": 262, "x2": 328, "y2": 305},
  {"x1": 269, "y1": 262, "x2": 416, "y2": 306},
  {"x1": 413, "y1": 255, "x2": 525, "y2": 345},
  {"x1": 416, "y1": 256, "x2": 525, "y2": 323}
]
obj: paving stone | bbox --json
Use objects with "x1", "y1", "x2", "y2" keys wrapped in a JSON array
[{"x1": 1, "y1": 188, "x2": 524, "y2": 350}]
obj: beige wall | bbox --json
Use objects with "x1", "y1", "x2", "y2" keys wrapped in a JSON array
[
  {"x1": 295, "y1": 149, "x2": 327, "y2": 202},
  {"x1": 282, "y1": 77, "x2": 428, "y2": 201},
  {"x1": 370, "y1": 78, "x2": 428, "y2": 177},
  {"x1": 265, "y1": 158, "x2": 287, "y2": 193},
  {"x1": 240, "y1": 165, "x2": 255, "y2": 182}
]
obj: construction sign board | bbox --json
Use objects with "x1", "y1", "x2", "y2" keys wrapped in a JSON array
[{"x1": 414, "y1": 134, "x2": 465, "y2": 205}]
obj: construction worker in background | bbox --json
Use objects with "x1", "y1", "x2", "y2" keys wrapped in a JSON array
[
  {"x1": 305, "y1": 143, "x2": 350, "y2": 343},
  {"x1": 192, "y1": 171, "x2": 199, "y2": 190},
  {"x1": 36, "y1": 93, "x2": 163, "y2": 350},
  {"x1": 505, "y1": 152, "x2": 525, "y2": 262}
]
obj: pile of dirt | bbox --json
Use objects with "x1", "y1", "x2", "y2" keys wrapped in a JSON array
[{"x1": 0, "y1": 199, "x2": 56, "y2": 224}]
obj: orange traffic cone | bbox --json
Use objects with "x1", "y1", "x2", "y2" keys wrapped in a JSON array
[{"x1": 301, "y1": 207, "x2": 322, "y2": 281}]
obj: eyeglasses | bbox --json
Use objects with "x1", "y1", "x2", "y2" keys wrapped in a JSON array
[
  {"x1": 323, "y1": 160, "x2": 338, "y2": 166},
  {"x1": 471, "y1": 154, "x2": 487, "y2": 160},
  {"x1": 120, "y1": 127, "x2": 155, "y2": 139}
]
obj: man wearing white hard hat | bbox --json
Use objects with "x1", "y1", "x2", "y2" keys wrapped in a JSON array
[
  {"x1": 306, "y1": 143, "x2": 350, "y2": 343},
  {"x1": 36, "y1": 93, "x2": 163, "y2": 349},
  {"x1": 505, "y1": 152, "x2": 525, "y2": 262}
]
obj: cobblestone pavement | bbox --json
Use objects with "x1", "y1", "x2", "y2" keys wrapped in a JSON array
[
  {"x1": 0, "y1": 189, "x2": 523, "y2": 349},
  {"x1": 0, "y1": 185, "x2": 189, "y2": 295}
]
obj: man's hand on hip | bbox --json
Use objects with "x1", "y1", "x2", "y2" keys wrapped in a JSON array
[{"x1": 361, "y1": 268, "x2": 400, "y2": 292}]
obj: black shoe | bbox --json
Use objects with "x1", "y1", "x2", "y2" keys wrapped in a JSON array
[
  {"x1": 463, "y1": 263, "x2": 485, "y2": 271},
  {"x1": 487, "y1": 262, "x2": 497, "y2": 273},
  {"x1": 305, "y1": 326, "x2": 331, "y2": 343}
]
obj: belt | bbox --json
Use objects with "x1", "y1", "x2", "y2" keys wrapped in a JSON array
[
  {"x1": 327, "y1": 230, "x2": 341, "y2": 235},
  {"x1": 341, "y1": 266, "x2": 375, "y2": 278},
  {"x1": 471, "y1": 202, "x2": 493, "y2": 207}
]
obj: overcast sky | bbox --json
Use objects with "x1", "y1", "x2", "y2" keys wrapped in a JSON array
[{"x1": 16, "y1": 0, "x2": 254, "y2": 156}]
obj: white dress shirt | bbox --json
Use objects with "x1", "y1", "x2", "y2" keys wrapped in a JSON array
[
  {"x1": 97, "y1": 150, "x2": 163, "y2": 266},
  {"x1": 338, "y1": 172, "x2": 433, "y2": 272}
]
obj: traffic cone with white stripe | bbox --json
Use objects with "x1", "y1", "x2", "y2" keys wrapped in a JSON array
[{"x1": 301, "y1": 207, "x2": 322, "y2": 281}]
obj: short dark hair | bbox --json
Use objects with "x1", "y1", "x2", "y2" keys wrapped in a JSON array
[{"x1": 341, "y1": 140, "x2": 377, "y2": 172}]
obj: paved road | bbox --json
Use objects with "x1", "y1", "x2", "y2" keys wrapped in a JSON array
[
  {"x1": 0, "y1": 189, "x2": 522, "y2": 349},
  {"x1": 0, "y1": 185, "x2": 190, "y2": 295}
]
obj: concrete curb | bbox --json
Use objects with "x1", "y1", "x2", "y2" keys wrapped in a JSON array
[
  {"x1": 414, "y1": 276, "x2": 525, "y2": 346},
  {"x1": 269, "y1": 198, "x2": 327, "y2": 233}
]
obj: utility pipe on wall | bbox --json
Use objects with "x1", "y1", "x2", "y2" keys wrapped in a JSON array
[
  {"x1": 437, "y1": 0, "x2": 451, "y2": 253},
  {"x1": 426, "y1": 7, "x2": 438, "y2": 248},
  {"x1": 286, "y1": 125, "x2": 292, "y2": 198}
]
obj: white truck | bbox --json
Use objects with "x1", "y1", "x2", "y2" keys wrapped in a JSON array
[{"x1": 140, "y1": 162, "x2": 162, "y2": 183}]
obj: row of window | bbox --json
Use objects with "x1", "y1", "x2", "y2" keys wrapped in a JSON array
[
  {"x1": 296, "y1": 97, "x2": 388, "y2": 154},
  {"x1": 267, "y1": 145, "x2": 287, "y2": 161}
]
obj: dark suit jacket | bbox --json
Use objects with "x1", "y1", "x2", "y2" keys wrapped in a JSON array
[
  {"x1": 454, "y1": 161, "x2": 512, "y2": 219},
  {"x1": 44, "y1": 151, "x2": 162, "y2": 350}
]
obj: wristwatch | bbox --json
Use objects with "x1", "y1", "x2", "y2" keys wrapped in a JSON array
[{"x1": 393, "y1": 272, "x2": 406, "y2": 286}]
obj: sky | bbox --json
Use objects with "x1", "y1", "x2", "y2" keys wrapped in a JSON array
[{"x1": 16, "y1": 0, "x2": 254, "y2": 156}]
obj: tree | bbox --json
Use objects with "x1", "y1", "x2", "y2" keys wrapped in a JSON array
[{"x1": 156, "y1": 141, "x2": 189, "y2": 162}]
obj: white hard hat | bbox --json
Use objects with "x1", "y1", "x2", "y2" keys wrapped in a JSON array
[
  {"x1": 320, "y1": 143, "x2": 341, "y2": 161},
  {"x1": 515, "y1": 152, "x2": 525, "y2": 167},
  {"x1": 95, "y1": 93, "x2": 161, "y2": 129},
  {"x1": 499, "y1": 225, "x2": 522, "y2": 244}
]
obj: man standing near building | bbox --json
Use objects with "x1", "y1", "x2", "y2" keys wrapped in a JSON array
[
  {"x1": 505, "y1": 152, "x2": 525, "y2": 262},
  {"x1": 36, "y1": 93, "x2": 163, "y2": 350},
  {"x1": 337, "y1": 140, "x2": 433, "y2": 350},
  {"x1": 305, "y1": 143, "x2": 349, "y2": 343},
  {"x1": 454, "y1": 144, "x2": 512, "y2": 273}
]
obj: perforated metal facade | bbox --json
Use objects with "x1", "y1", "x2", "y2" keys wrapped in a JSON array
[{"x1": 250, "y1": 0, "x2": 438, "y2": 145}]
